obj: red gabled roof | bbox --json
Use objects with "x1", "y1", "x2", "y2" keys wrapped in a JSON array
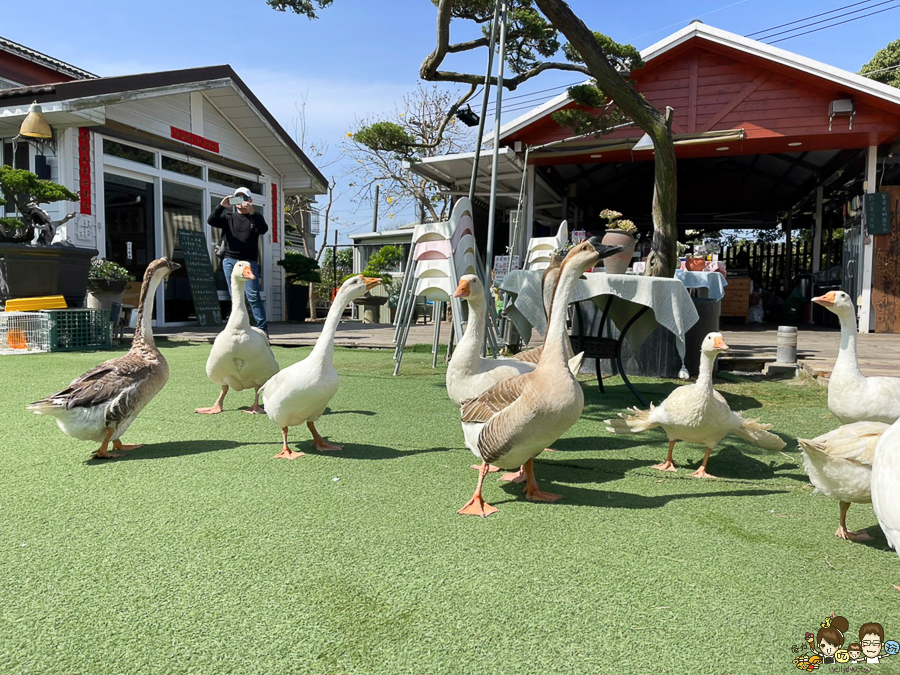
[{"x1": 500, "y1": 23, "x2": 900, "y2": 165}]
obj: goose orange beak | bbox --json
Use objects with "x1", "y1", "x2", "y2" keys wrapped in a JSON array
[
  {"x1": 812, "y1": 292, "x2": 835, "y2": 306},
  {"x1": 242, "y1": 266, "x2": 256, "y2": 280},
  {"x1": 453, "y1": 279, "x2": 471, "y2": 298},
  {"x1": 713, "y1": 336, "x2": 729, "y2": 351},
  {"x1": 362, "y1": 276, "x2": 381, "y2": 290}
]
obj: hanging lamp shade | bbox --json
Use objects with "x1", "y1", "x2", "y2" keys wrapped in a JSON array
[{"x1": 20, "y1": 102, "x2": 52, "y2": 140}]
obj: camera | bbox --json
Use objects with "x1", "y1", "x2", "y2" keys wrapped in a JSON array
[{"x1": 228, "y1": 196, "x2": 247, "y2": 206}]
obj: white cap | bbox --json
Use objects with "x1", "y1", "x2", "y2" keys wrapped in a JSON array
[{"x1": 233, "y1": 187, "x2": 252, "y2": 199}]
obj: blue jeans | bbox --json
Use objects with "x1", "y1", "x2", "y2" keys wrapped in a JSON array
[{"x1": 222, "y1": 257, "x2": 268, "y2": 333}]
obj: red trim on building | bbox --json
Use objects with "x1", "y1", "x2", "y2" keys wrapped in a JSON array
[
  {"x1": 77, "y1": 127, "x2": 91, "y2": 215},
  {"x1": 170, "y1": 126, "x2": 220, "y2": 153},
  {"x1": 271, "y1": 183, "x2": 279, "y2": 244}
]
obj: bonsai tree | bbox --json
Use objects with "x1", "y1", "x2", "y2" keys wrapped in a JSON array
[
  {"x1": 361, "y1": 245, "x2": 404, "y2": 294},
  {"x1": 0, "y1": 166, "x2": 79, "y2": 245},
  {"x1": 277, "y1": 250, "x2": 322, "y2": 286}
]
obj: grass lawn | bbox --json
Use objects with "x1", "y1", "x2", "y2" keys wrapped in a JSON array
[{"x1": 1, "y1": 341, "x2": 899, "y2": 674}]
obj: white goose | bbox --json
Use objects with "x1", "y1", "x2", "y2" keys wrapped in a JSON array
[
  {"x1": 812, "y1": 290, "x2": 900, "y2": 424},
  {"x1": 457, "y1": 238, "x2": 621, "y2": 516},
  {"x1": 872, "y1": 418, "x2": 900, "y2": 591},
  {"x1": 799, "y1": 421, "x2": 888, "y2": 541},
  {"x1": 27, "y1": 258, "x2": 179, "y2": 459},
  {"x1": 195, "y1": 260, "x2": 279, "y2": 415},
  {"x1": 261, "y1": 274, "x2": 381, "y2": 458},
  {"x1": 606, "y1": 333, "x2": 785, "y2": 478}
]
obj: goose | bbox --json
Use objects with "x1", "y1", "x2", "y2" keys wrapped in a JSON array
[
  {"x1": 812, "y1": 290, "x2": 900, "y2": 424},
  {"x1": 261, "y1": 274, "x2": 381, "y2": 459},
  {"x1": 606, "y1": 333, "x2": 785, "y2": 478},
  {"x1": 457, "y1": 237, "x2": 621, "y2": 516},
  {"x1": 872, "y1": 418, "x2": 900, "y2": 590},
  {"x1": 27, "y1": 258, "x2": 180, "y2": 459},
  {"x1": 798, "y1": 421, "x2": 889, "y2": 541},
  {"x1": 195, "y1": 260, "x2": 279, "y2": 415},
  {"x1": 448, "y1": 271, "x2": 581, "y2": 483},
  {"x1": 509, "y1": 253, "x2": 565, "y2": 365}
]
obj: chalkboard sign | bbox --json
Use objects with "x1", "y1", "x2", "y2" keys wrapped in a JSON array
[
  {"x1": 177, "y1": 229, "x2": 223, "y2": 327},
  {"x1": 865, "y1": 193, "x2": 891, "y2": 235}
]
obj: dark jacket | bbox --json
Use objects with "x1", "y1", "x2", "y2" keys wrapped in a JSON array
[{"x1": 208, "y1": 205, "x2": 269, "y2": 261}]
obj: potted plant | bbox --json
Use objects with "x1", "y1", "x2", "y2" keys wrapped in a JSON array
[
  {"x1": 351, "y1": 245, "x2": 404, "y2": 323},
  {"x1": 0, "y1": 166, "x2": 97, "y2": 307},
  {"x1": 86, "y1": 257, "x2": 134, "y2": 311},
  {"x1": 598, "y1": 209, "x2": 638, "y2": 274},
  {"x1": 277, "y1": 250, "x2": 321, "y2": 322}
]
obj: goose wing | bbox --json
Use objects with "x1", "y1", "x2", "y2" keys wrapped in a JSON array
[
  {"x1": 31, "y1": 353, "x2": 154, "y2": 411},
  {"x1": 460, "y1": 373, "x2": 529, "y2": 423}
]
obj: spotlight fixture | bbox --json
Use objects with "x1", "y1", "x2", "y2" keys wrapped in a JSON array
[{"x1": 454, "y1": 105, "x2": 480, "y2": 127}]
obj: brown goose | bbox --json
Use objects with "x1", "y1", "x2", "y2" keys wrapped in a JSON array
[
  {"x1": 458, "y1": 238, "x2": 621, "y2": 516},
  {"x1": 27, "y1": 258, "x2": 180, "y2": 459}
]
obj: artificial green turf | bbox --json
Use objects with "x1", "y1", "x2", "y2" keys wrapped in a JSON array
[{"x1": 1, "y1": 342, "x2": 899, "y2": 674}]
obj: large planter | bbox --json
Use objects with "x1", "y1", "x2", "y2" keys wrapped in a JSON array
[
  {"x1": 0, "y1": 243, "x2": 97, "y2": 307},
  {"x1": 353, "y1": 293, "x2": 388, "y2": 324},
  {"x1": 86, "y1": 279, "x2": 127, "y2": 312},
  {"x1": 600, "y1": 230, "x2": 637, "y2": 274}
]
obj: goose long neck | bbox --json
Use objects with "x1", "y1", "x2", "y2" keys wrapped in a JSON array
[
  {"x1": 834, "y1": 309, "x2": 864, "y2": 380},
  {"x1": 455, "y1": 294, "x2": 486, "y2": 369},
  {"x1": 539, "y1": 261, "x2": 582, "y2": 368},
  {"x1": 227, "y1": 275, "x2": 251, "y2": 329},
  {"x1": 133, "y1": 273, "x2": 164, "y2": 351},
  {"x1": 696, "y1": 351, "x2": 717, "y2": 390},
  {"x1": 310, "y1": 289, "x2": 349, "y2": 363}
]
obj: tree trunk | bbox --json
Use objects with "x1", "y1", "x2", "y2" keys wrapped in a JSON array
[{"x1": 534, "y1": 0, "x2": 678, "y2": 277}]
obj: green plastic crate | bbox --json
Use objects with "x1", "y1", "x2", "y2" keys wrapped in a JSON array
[{"x1": 41, "y1": 308, "x2": 111, "y2": 352}]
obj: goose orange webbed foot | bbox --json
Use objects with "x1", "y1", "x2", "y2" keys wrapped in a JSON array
[
  {"x1": 274, "y1": 449, "x2": 305, "y2": 459},
  {"x1": 524, "y1": 486, "x2": 562, "y2": 502},
  {"x1": 835, "y1": 526, "x2": 874, "y2": 541},
  {"x1": 242, "y1": 404, "x2": 266, "y2": 414},
  {"x1": 652, "y1": 460, "x2": 677, "y2": 472},
  {"x1": 458, "y1": 496, "x2": 498, "y2": 517},
  {"x1": 689, "y1": 466, "x2": 716, "y2": 478},
  {"x1": 499, "y1": 468, "x2": 526, "y2": 483},
  {"x1": 112, "y1": 440, "x2": 144, "y2": 452},
  {"x1": 471, "y1": 464, "x2": 501, "y2": 472},
  {"x1": 194, "y1": 405, "x2": 223, "y2": 414}
]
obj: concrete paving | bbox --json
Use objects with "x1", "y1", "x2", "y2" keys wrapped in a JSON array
[{"x1": 152, "y1": 320, "x2": 900, "y2": 387}]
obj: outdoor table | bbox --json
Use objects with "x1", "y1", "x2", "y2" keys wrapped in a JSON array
[
  {"x1": 674, "y1": 270, "x2": 728, "y2": 301},
  {"x1": 500, "y1": 270, "x2": 699, "y2": 406}
]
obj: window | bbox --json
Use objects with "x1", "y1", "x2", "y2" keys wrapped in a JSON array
[
  {"x1": 162, "y1": 155, "x2": 203, "y2": 179},
  {"x1": 103, "y1": 139, "x2": 155, "y2": 167},
  {"x1": 208, "y1": 168, "x2": 263, "y2": 196}
]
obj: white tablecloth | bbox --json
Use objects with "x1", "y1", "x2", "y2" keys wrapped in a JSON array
[
  {"x1": 674, "y1": 270, "x2": 728, "y2": 301},
  {"x1": 500, "y1": 271, "x2": 700, "y2": 360}
]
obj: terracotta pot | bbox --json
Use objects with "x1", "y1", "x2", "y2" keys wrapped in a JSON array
[{"x1": 600, "y1": 230, "x2": 636, "y2": 274}]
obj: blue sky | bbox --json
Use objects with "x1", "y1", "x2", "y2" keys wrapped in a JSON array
[{"x1": 3, "y1": 0, "x2": 898, "y2": 248}]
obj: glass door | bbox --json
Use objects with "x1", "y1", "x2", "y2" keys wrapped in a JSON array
[
  {"x1": 104, "y1": 173, "x2": 155, "y2": 281},
  {"x1": 162, "y1": 181, "x2": 204, "y2": 323}
]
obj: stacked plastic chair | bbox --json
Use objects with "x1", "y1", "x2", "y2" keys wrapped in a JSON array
[
  {"x1": 392, "y1": 198, "x2": 498, "y2": 375},
  {"x1": 523, "y1": 220, "x2": 568, "y2": 271}
]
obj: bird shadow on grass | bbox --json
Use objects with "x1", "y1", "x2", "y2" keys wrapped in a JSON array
[
  {"x1": 87, "y1": 439, "x2": 244, "y2": 463},
  {"x1": 495, "y1": 477, "x2": 786, "y2": 510},
  {"x1": 298, "y1": 442, "x2": 454, "y2": 461}
]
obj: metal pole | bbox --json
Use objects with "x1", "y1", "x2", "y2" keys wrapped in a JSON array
[
  {"x1": 332, "y1": 230, "x2": 338, "y2": 296},
  {"x1": 467, "y1": 0, "x2": 502, "y2": 204},
  {"x1": 372, "y1": 185, "x2": 379, "y2": 232},
  {"x1": 485, "y1": 1, "x2": 508, "y2": 289}
]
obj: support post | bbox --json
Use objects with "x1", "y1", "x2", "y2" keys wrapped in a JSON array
[
  {"x1": 812, "y1": 185, "x2": 823, "y2": 273},
  {"x1": 858, "y1": 145, "x2": 877, "y2": 333}
]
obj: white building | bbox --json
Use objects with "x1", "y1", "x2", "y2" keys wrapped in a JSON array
[{"x1": 0, "y1": 36, "x2": 326, "y2": 326}]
